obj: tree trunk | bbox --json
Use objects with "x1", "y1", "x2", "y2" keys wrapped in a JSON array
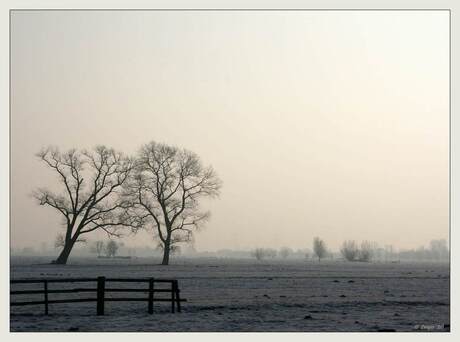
[
  {"x1": 161, "y1": 241, "x2": 170, "y2": 265},
  {"x1": 53, "y1": 239, "x2": 75, "y2": 264}
]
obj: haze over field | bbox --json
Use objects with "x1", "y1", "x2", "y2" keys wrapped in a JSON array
[{"x1": 11, "y1": 11, "x2": 449, "y2": 252}]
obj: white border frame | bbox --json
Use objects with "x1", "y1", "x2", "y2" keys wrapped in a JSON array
[{"x1": 1, "y1": 1, "x2": 457, "y2": 341}]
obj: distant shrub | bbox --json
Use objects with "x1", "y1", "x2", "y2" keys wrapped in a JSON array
[
  {"x1": 340, "y1": 240, "x2": 359, "y2": 261},
  {"x1": 252, "y1": 248, "x2": 277, "y2": 261},
  {"x1": 340, "y1": 240, "x2": 374, "y2": 262},
  {"x1": 105, "y1": 240, "x2": 119, "y2": 258},
  {"x1": 90, "y1": 240, "x2": 105, "y2": 257},
  {"x1": 252, "y1": 248, "x2": 266, "y2": 261},
  {"x1": 358, "y1": 241, "x2": 373, "y2": 262}
]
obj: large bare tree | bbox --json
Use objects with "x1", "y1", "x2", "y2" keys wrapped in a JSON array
[
  {"x1": 128, "y1": 142, "x2": 222, "y2": 265},
  {"x1": 33, "y1": 146, "x2": 138, "y2": 264}
]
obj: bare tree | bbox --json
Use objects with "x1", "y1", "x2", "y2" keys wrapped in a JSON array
[
  {"x1": 340, "y1": 240, "x2": 359, "y2": 262},
  {"x1": 127, "y1": 142, "x2": 222, "y2": 265},
  {"x1": 105, "y1": 240, "x2": 119, "y2": 257},
  {"x1": 252, "y1": 248, "x2": 266, "y2": 261},
  {"x1": 313, "y1": 237, "x2": 327, "y2": 262},
  {"x1": 358, "y1": 240, "x2": 373, "y2": 262},
  {"x1": 33, "y1": 146, "x2": 139, "y2": 264},
  {"x1": 90, "y1": 240, "x2": 105, "y2": 257}
]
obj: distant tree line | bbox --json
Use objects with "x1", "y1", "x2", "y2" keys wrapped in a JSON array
[
  {"x1": 249, "y1": 238, "x2": 448, "y2": 263},
  {"x1": 251, "y1": 238, "x2": 329, "y2": 262},
  {"x1": 33, "y1": 141, "x2": 222, "y2": 265},
  {"x1": 397, "y1": 239, "x2": 449, "y2": 262},
  {"x1": 13, "y1": 238, "x2": 448, "y2": 263}
]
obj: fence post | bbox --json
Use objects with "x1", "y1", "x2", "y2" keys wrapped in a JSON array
[
  {"x1": 171, "y1": 281, "x2": 175, "y2": 313},
  {"x1": 97, "y1": 276, "x2": 105, "y2": 316},
  {"x1": 148, "y1": 278, "x2": 154, "y2": 314},
  {"x1": 175, "y1": 280, "x2": 181, "y2": 313},
  {"x1": 44, "y1": 280, "x2": 49, "y2": 315}
]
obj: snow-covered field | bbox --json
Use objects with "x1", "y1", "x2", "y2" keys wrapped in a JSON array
[{"x1": 10, "y1": 257, "x2": 450, "y2": 332}]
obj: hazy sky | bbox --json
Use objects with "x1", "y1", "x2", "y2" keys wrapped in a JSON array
[{"x1": 11, "y1": 10, "x2": 449, "y2": 252}]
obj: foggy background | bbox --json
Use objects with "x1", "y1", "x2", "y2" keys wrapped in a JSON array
[{"x1": 10, "y1": 10, "x2": 449, "y2": 253}]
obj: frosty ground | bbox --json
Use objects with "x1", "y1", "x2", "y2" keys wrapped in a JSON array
[{"x1": 10, "y1": 257, "x2": 450, "y2": 332}]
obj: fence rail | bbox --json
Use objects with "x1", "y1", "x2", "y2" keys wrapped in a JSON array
[{"x1": 10, "y1": 277, "x2": 185, "y2": 315}]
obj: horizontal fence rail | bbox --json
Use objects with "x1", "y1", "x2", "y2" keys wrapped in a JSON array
[{"x1": 10, "y1": 277, "x2": 186, "y2": 315}]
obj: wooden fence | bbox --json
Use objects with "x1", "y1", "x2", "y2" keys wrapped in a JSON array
[{"x1": 10, "y1": 277, "x2": 186, "y2": 315}]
